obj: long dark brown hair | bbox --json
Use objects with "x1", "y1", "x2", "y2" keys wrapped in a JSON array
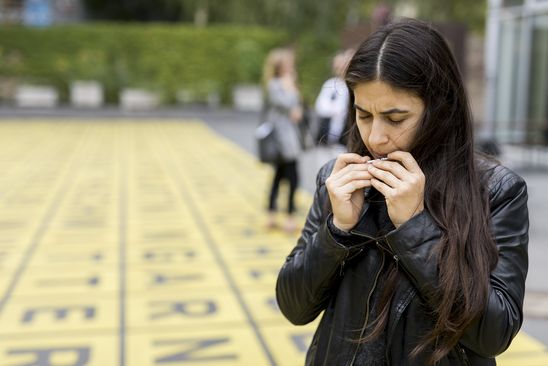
[{"x1": 344, "y1": 19, "x2": 498, "y2": 364}]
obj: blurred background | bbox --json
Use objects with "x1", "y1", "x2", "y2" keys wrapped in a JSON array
[
  {"x1": 0, "y1": 0, "x2": 546, "y2": 148},
  {"x1": 0, "y1": 1, "x2": 547, "y2": 365}
]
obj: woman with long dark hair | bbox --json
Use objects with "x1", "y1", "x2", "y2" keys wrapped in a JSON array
[{"x1": 276, "y1": 19, "x2": 528, "y2": 365}]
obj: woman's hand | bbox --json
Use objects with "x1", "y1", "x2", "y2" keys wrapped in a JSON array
[
  {"x1": 281, "y1": 73, "x2": 298, "y2": 92},
  {"x1": 367, "y1": 151, "x2": 425, "y2": 228},
  {"x1": 326, "y1": 154, "x2": 372, "y2": 232},
  {"x1": 290, "y1": 106, "x2": 303, "y2": 124}
]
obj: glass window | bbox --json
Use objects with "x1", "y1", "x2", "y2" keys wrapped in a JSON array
[
  {"x1": 528, "y1": 14, "x2": 548, "y2": 144},
  {"x1": 495, "y1": 19, "x2": 521, "y2": 142},
  {"x1": 503, "y1": 0, "x2": 524, "y2": 7}
]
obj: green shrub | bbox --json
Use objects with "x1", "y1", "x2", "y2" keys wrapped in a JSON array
[
  {"x1": 0, "y1": 23, "x2": 342, "y2": 105},
  {"x1": 295, "y1": 31, "x2": 341, "y2": 105},
  {"x1": 0, "y1": 23, "x2": 290, "y2": 104}
]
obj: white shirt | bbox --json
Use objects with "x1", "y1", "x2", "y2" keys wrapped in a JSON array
[{"x1": 314, "y1": 77, "x2": 349, "y2": 144}]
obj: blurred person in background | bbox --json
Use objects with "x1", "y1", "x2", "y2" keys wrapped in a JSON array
[
  {"x1": 263, "y1": 48, "x2": 303, "y2": 233},
  {"x1": 277, "y1": 19, "x2": 528, "y2": 365},
  {"x1": 314, "y1": 49, "x2": 354, "y2": 148},
  {"x1": 371, "y1": 3, "x2": 393, "y2": 31}
]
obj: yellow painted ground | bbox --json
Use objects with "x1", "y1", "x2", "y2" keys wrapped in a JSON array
[{"x1": 0, "y1": 119, "x2": 545, "y2": 366}]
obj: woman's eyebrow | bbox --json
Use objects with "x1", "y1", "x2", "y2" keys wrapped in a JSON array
[
  {"x1": 380, "y1": 108, "x2": 409, "y2": 115},
  {"x1": 354, "y1": 104, "x2": 369, "y2": 113},
  {"x1": 354, "y1": 104, "x2": 409, "y2": 115}
]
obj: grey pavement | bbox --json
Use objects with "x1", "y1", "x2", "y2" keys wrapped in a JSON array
[{"x1": 2, "y1": 106, "x2": 547, "y2": 345}]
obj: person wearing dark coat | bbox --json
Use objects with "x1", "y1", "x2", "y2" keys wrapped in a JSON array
[{"x1": 276, "y1": 19, "x2": 529, "y2": 366}]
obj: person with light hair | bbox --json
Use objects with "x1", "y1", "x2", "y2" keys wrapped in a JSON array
[{"x1": 262, "y1": 48, "x2": 303, "y2": 233}]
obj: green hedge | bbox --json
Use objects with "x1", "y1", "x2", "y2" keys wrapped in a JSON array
[
  {"x1": 0, "y1": 23, "x2": 341, "y2": 105},
  {"x1": 0, "y1": 23, "x2": 290, "y2": 104},
  {"x1": 296, "y1": 32, "x2": 341, "y2": 105}
]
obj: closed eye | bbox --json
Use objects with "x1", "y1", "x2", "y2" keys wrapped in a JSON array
[
  {"x1": 386, "y1": 117, "x2": 405, "y2": 124},
  {"x1": 357, "y1": 114, "x2": 372, "y2": 121},
  {"x1": 358, "y1": 114, "x2": 404, "y2": 124}
]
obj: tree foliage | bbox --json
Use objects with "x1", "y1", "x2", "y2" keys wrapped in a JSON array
[
  {"x1": 84, "y1": 0, "x2": 357, "y2": 35},
  {"x1": 413, "y1": 0, "x2": 486, "y2": 33},
  {"x1": 83, "y1": 0, "x2": 486, "y2": 35}
]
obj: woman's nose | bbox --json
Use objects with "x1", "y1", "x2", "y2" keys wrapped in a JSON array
[{"x1": 368, "y1": 119, "x2": 389, "y2": 146}]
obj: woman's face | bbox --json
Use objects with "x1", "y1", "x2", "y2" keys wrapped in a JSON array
[
  {"x1": 279, "y1": 53, "x2": 295, "y2": 76},
  {"x1": 354, "y1": 80, "x2": 425, "y2": 159}
]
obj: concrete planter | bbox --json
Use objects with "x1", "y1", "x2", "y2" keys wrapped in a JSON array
[
  {"x1": 119, "y1": 88, "x2": 159, "y2": 111},
  {"x1": 70, "y1": 81, "x2": 103, "y2": 108},
  {"x1": 232, "y1": 84, "x2": 263, "y2": 112},
  {"x1": 15, "y1": 85, "x2": 58, "y2": 108}
]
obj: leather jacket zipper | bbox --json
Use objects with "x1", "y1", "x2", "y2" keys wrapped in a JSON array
[
  {"x1": 379, "y1": 235, "x2": 470, "y2": 366},
  {"x1": 384, "y1": 287, "x2": 416, "y2": 363},
  {"x1": 350, "y1": 229, "x2": 376, "y2": 242},
  {"x1": 384, "y1": 237, "x2": 410, "y2": 278},
  {"x1": 458, "y1": 344, "x2": 471, "y2": 366},
  {"x1": 340, "y1": 248, "x2": 365, "y2": 276},
  {"x1": 348, "y1": 248, "x2": 385, "y2": 366},
  {"x1": 340, "y1": 249, "x2": 349, "y2": 276},
  {"x1": 361, "y1": 236, "x2": 418, "y2": 365}
]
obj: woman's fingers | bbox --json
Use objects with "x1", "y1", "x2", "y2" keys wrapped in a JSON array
[
  {"x1": 328, "y1": 154, "x2": 372, "y2": 191},
  {"x1": 332, "y1": 153, "x2": 370, "y2": 175},
  {"x1": 371, "y1": 177, "x2": 394, "y2": 198},
  {"x1": 331, "y1": 169, "x2": 372, "y2": 187},
  {"x1": 339, "y1": 179, "x2": 372, "y2": 194},
  {"x1": 367, "y1": 151, "x2": 425, "y2": 228},
  {"x1": 369, "y1": 159, "x2": 408, "y2": 180},
  {"x1": 331, "y1": 163, "x2": 369, "y2": 181},
  {"x1": 326, "y1": 172, "x2": 371, "y2": 198},
  {"x1": 387, "y1": 151, "x2": 422, "y2": 174},
  {"x1": 327, "y1": 154, "x2": 373, "y2": 232},
  {"x1": 368, "y1": 152, "x2": 424, "y2": 189},
  {"x1": 367, "y1": 165, "x2": 399, "y2": 188}
]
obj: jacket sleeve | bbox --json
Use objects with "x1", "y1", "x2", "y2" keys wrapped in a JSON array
[
  {"x1": 275, "y1": 162, "x2": 365, "y2": 325},
  {"x1": 384, "y1": 169, "x2": 528, "y2": 357}
]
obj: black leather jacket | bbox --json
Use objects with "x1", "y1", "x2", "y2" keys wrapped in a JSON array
[{"x1": 276, "y1": 158, "x2": 529, "y2": 365}]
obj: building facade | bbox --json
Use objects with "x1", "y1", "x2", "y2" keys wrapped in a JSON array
[{"x1": 485, "y1": 0, "x2": 548, "y2": 144}]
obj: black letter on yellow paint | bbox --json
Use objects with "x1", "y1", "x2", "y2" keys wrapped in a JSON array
[
  {"x1": 266, "y1": 297, "x2": 279, "y2": 312},
  {"x1": 154, "y1": 338, "x2": 236, "y2": 363},
  {"x1": 152, "y1": 273, "x2": 203, "y2": 286},
  {"x1": 291, "y1": 333, "x2": 314, "y2": 353},
  {"x1": 150, "y1": 300, "x2": 217, "y2": 319},
  {"x1": 144, "y1": 249, "x2": 196, "y2": 263},
  {"x1": 22, "y1": 306, "x2": 96, "y2": 323},
  {"x1": 37, "y1": 276, "x2": 99, "y2": 287},
  {"x1": 7, "y1": 347, "x2": 90, "y2": 366},
  {"x1": 249, "y1": 267, "x2": 280, "y2": 280}
]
